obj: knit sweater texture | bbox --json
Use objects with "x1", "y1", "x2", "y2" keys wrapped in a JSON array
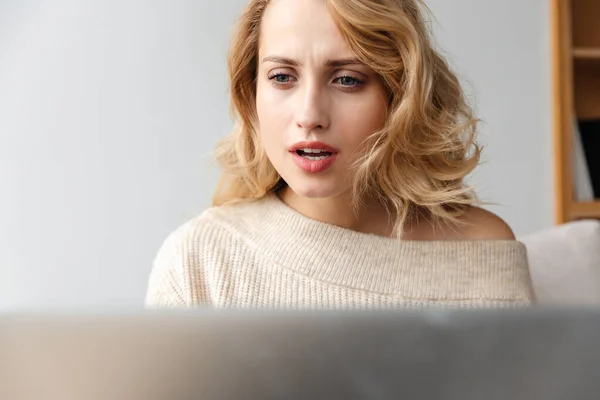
[{"x1": 145, "y1": 194, "x2": 535, "y2": 309}]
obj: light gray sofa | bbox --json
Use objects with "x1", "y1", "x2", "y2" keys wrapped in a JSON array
[{"x1": 519, "y1": 219, "x2": 600, "y2": 305}]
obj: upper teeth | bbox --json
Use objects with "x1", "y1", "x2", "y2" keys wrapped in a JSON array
[{"x1": 301, "y1": 148, "x2": 328, "y2": 153}]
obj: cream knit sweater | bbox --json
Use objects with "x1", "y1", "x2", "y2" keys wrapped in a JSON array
[{"x1": 145, "y1": 194, "x2": 535, "y2": 309}]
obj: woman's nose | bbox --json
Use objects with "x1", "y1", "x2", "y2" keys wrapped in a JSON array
[{"x1": 295, "y1": 83, "x2": 330, "y2": 132}]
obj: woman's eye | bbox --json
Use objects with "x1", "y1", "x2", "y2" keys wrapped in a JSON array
[
  {"x1": 269, "y1": 74, "x2": 292, "y2": 83},
  {"x1": 335, "y1": 76, "x2": 362, "y2": 86}
]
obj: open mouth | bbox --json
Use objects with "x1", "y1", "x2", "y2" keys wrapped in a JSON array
[{"x1": 296, "y1": 149, "x2": 333, "y2": 161}]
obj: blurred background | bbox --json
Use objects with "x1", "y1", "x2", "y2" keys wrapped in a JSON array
[{"x1": 0, "y1": 0, "x2": 552, "y2": 310}]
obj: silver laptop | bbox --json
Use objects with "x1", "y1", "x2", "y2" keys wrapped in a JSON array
[{"x1": 1, "y1": 308, "x2": 599, "y2": 399}]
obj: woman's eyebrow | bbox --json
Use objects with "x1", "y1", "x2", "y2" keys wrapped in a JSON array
[
  {"x1": 262, "y1": 56, "x2": 300, "y2": 66},
  {"x1": 261, "y1": 56, "x2": 363, "y2": 67}
]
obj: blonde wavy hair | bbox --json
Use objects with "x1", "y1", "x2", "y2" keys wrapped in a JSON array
[{"x1": 213, "y1": 0, "x2": 481, "y2": 237}]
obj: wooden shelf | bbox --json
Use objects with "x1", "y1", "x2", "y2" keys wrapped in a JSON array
[
  {"x1": 574, "y1": 48, "x2": 600, "y2": 66},
  {"x1": 573, "y1": 48, "x2": 600, "y2": 59},
  {"x1": 553, "y1": 0, "x2": 600, "y2": 223},
  {"x1": 570, "y1": 201, "x2": 600, "y2": 219}
]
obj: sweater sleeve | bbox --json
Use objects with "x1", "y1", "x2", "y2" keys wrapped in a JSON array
[{"x1": 145, "y1": 225, "x2": 192, "y2": 308}]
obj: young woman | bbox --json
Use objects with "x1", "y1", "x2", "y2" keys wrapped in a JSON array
[{"x1": 146, "y1": 0, "x2": 535, "y2": 308}]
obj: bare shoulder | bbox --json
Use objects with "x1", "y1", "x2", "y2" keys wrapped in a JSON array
[
  {"x1": 457, "y1": 206, "x2": 516, "y2": 240},
  {"x1": 404, "y1": 206, "x2": 516, "y2": 240}
]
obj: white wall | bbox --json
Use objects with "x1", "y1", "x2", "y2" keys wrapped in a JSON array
[
  {"x1": 0, "y1": 0, "x2": 553, "y2": 310},
  {"x1": 427, "y1": 0, "x2": 553, "y2": 237}
]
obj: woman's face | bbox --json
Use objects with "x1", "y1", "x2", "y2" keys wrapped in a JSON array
[{"x1": 256, "y1": 0, "x2": 387, "y2": 199}]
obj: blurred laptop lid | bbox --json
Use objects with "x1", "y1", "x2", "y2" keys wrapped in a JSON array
[{"x1": 1, "y1": 308, "x2": 600, "y2": 400}]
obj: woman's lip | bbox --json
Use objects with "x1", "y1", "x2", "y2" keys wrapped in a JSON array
[
  {"x1": 289, "y1": 141, "x2": 339, "y2": 153},
  {"x1": 292, "y1": 152, "x2": 338, "y2": 173}
]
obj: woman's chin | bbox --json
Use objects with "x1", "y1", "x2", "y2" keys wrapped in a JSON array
[{"x1": 285, "y1": 182, "x2": 345, "y2": 200}]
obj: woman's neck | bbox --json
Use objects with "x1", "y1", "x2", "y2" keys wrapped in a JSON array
[{"x1": 278, "y1": 187, "x2": 394, "y2": 237}]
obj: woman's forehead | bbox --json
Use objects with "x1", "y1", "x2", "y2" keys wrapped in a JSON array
[{"x1": 259, "y1": 0, "x2": 352, "y2": 63}]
